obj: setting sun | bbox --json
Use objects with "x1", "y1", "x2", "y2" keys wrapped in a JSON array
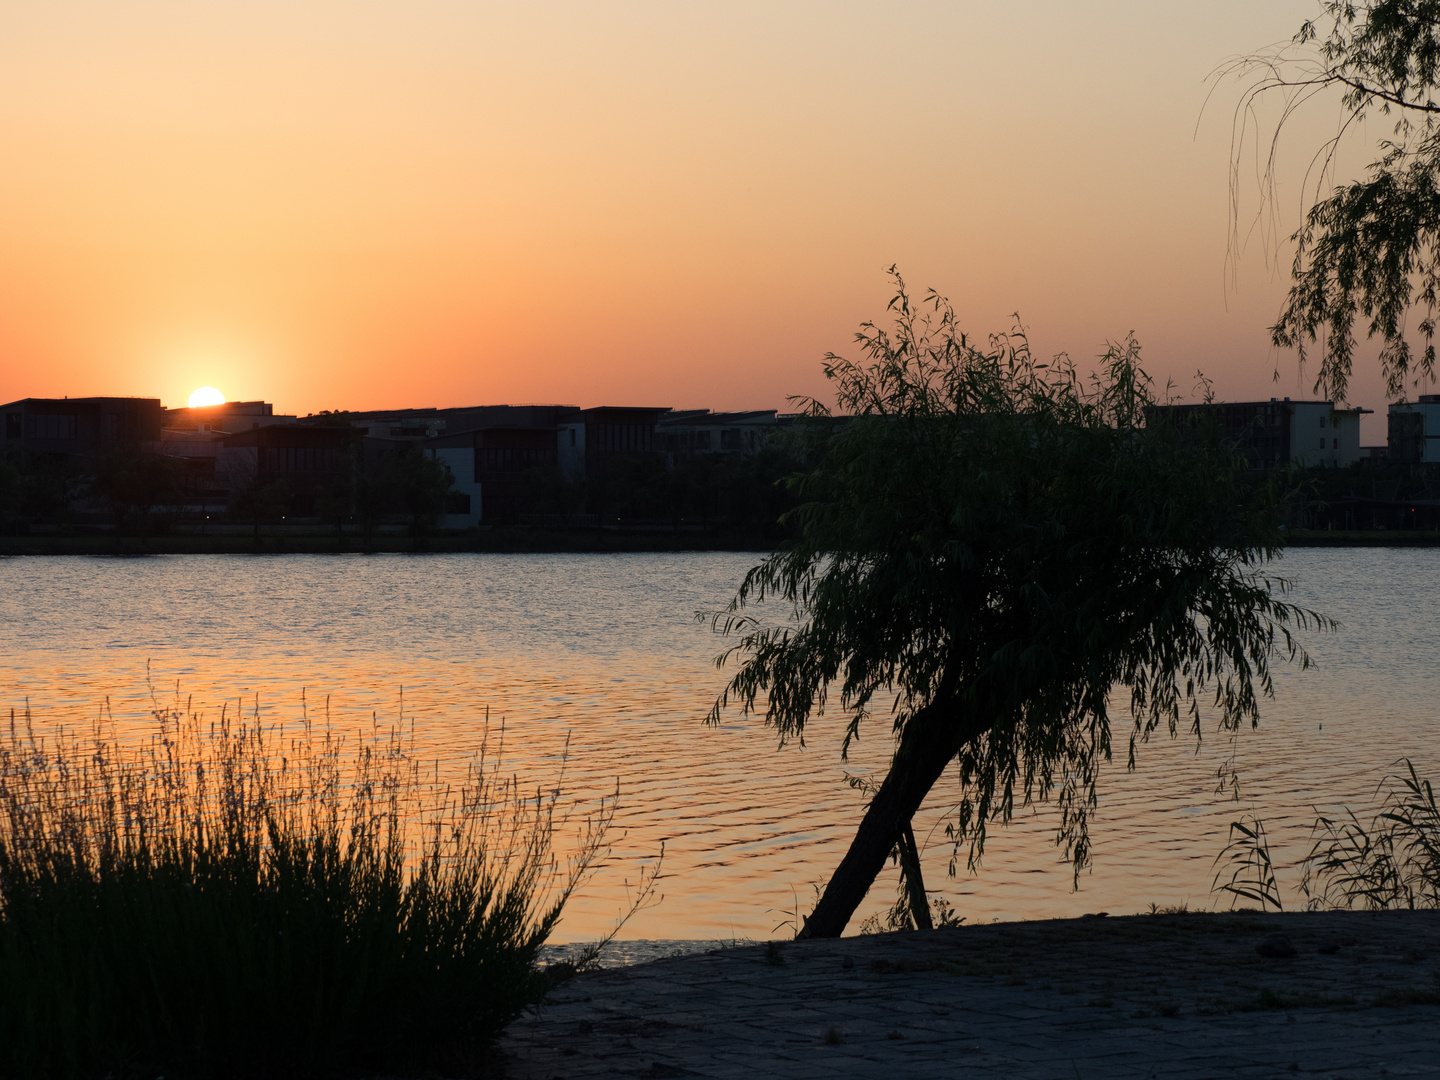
[{"x1": 187, "y1": 386, "x2": 226, "y2": 408}]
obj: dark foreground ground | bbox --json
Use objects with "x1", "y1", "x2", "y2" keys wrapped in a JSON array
[{"x1": 501, "y1": 910, "x2": 1440, "y2": 1080}]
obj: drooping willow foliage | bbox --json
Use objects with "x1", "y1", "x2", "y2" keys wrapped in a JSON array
[
  {"x1": 1221, "y1": 0, "x2": 1440, "y2": 401},
  {"x1": 710, "y1": 270, "x2": 1327, "y2": 890}
]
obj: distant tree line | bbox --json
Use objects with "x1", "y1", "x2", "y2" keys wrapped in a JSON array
[
  {"x1": 0, "y1": 443, "x2": 455, "y2": 549},
  {"x1": 0, "y1": 452, "x2": 76, "y2": 535},
  {"x1": 515, "y1": 441, "x2": 806, "y2": 534},
  {"x1": 0, "y1": 431, "x2": 807, "y2": 545},
  {"x1": 1285, "y1": 459, "x2": 1440, "y2": 531}
]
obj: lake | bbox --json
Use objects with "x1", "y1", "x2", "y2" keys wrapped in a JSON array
[{"x1": 1, "y1": 549, "x2": 1435, "y2": 942}]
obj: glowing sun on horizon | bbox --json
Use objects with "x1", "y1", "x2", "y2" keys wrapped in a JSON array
[{"x1": 188, "y1": 386, "x2": 226, "y2": 408}]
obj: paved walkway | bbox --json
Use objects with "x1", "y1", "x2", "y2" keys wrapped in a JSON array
[{"x1": 501, "y1": 910, "x2": 1440, "y2": 1079}]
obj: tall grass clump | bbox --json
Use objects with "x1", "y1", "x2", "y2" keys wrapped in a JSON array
[
  {"x1": 1302, "y1": 759, "x2": 1440, "y2": 911},
  {"x1": 0, "y1": 694, "x2": 612, "y2": 1079},
  {"x1": 1212, "y1": 759, "x2": 1440, "y2": 913}
]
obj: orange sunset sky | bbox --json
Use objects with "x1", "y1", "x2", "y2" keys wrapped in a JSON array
[{"x1": 0, "y1": 2, "x2": 1407, "y2": 441}]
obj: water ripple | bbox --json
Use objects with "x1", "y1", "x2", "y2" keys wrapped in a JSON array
[{"x1": 0, "y1": 549, "x2": 1434, "y2": 940}]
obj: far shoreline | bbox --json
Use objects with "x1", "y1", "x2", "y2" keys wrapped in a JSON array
[
  {"x1": 0, "y1": 526, "x2": 784, "y2": 557},
  {"x1": 3, "y1": 526, "x2": 1439, "y2": 556},
  {"x1": 1281, "y1": 529, "x2": 1440, "y2": 547}
]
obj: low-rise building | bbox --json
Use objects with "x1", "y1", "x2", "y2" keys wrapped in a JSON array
[
  {"x1": 1150, "y1": 398, "x2": 1369, "y2": 468},
  {"x1": 423, "y1": 421, "x2": 574, "y2": 527},
  {"x1": 2, "y1": 396, "x2": 162, "y2": 461},
  {"x1": 1386, "y1": 395, "x2": 1440, "y2": 463},
  {"x1": 342, "y1": 407, "x2": 450, "y2": 439},
  {"x1": 156, "y1": 403, "x2": 291, "y2": 496},
  {"x1": 157, "y1": 427, "x2": 227, "y2": 504},
  {"x1": 421, "y1": 433, "x2": 485, "y2": 529},
  {"x1": 337, "y1": 404, "x2": 578, "y2": 441},
  {"x1": 557, "y1": 406, "x2": 670, "y2": 483},
  {"x1": 161, "y1": 400, "x2": 296, "y2": 435},
  {"x1": 217, "y1": 424, "x2": 358, "y2": 515},
  {"x1": 656, "y1": 409, "x2": 787, "y2": 464}
]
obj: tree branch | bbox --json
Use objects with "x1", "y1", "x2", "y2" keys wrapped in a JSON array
[{"x1": 1332, "y1": 72, "x2": 1440, "y2": 113}]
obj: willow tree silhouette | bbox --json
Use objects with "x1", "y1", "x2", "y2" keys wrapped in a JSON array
[
  {"x1": 1221, "y1": 0, "x2": 1440, "y2": 400},
  {"x1": 708, "y1": 272, "x2": 1323, "y2": 937}
]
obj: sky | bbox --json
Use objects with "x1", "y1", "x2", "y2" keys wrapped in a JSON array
[{"x1": 0, "y1": 1, "x2": 1406, "y2": 440}]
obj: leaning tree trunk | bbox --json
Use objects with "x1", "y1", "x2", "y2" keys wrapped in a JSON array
[{"x1": 797, "y1": 693, "x2": 994, "y2": 939}]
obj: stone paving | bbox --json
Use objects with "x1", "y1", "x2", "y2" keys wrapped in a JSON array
[{"x1": 501, "y1": 910, "x2": 1440, "y2": 1079}]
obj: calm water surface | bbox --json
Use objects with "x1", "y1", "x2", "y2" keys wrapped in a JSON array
[{"x1": 1, "y1": 550, "x2": 1435, "y2": 941}]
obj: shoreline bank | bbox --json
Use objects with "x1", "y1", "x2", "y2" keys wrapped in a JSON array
[
  {"x1": 4, "y1": 528, "x2": 1440, "y2": 556},
  {"x1": 1283, "y1": 529, "x2": 1440, "y2": 546},
  {"x1": 505, "y1": 910, "x2": 1440, "y2": 1078},
  {"x1": 0, "y1": 527, "x2": 781, "y2": 557}
]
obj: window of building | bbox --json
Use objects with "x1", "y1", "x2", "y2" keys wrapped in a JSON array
[
  {"x1": 1333, "y1": 438, "x2": 1339, "y2": 449},
  {"x1": 27, "y1": 414, "x2": 77, "y2": 440},
  {"x1": 1319, "y1": 415, "x2": 1327, "y2": 427},
  {"x1": 1319, "y1": 437, "x2": 1326, "y2": 449}
]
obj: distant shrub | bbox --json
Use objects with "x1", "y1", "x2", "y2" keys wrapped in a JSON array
[{"x1": 0, "y1": 694, "x2": 611, "y2": 1079}]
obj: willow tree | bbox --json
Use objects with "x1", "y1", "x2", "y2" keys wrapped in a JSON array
[
  {"x1": 1223, "y1": 0, "x2": 1440, "y2": 400},
  {"x1": 708, "y1": 273, "x2": 1321, "y2": 938}
]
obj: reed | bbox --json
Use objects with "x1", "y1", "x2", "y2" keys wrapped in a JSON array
[
  {"x1": 1211, "y1": 815, "x2": 1285, "y2": 911},
  {"x1": 1302, "y1": 759, "x2": 1440, "y2": 911},
  {"x1": 0, "y1": 692, "x2": 609, "y2": 1079},
  {"x1": 1212, "y1": 759, "x2": 1440, "y2": 913}
]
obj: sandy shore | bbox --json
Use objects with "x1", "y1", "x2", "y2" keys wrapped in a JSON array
[{"x1": 502, "y1": 910, "x2": 1440, "y2": 1079}]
